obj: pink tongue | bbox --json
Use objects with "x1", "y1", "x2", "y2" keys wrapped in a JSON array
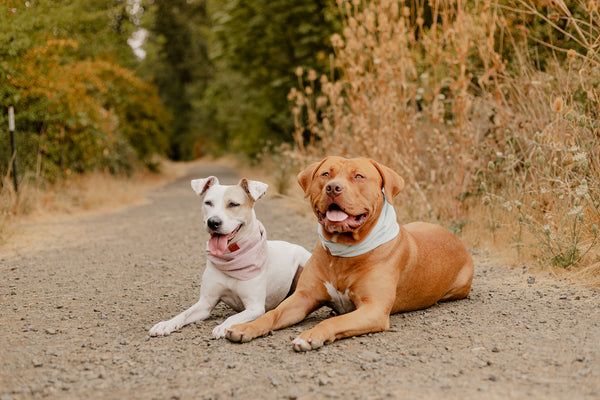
[
  {"x1": 326, "y1": 209, "x2": 349, "y2": 222},
  {"x1": 208, "y1": 234, "x2": 228, "y2": 256}
]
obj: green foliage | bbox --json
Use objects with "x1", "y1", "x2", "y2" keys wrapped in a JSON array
[
  {"x1": 139, "y1": 0, "x2": 338, "y2": 159},
  {"x1": 140, "y1": 0, "x2": 212, "y2": 160},
  {"x1": 496, "y1": 1, "x2": 600, "y2": 68},
  {"x1": 206, "y1": 0, "x2": 338, "y2": 157},
  {"x1": 0, "y1": 0, "x2": 170, "y2": 181}
]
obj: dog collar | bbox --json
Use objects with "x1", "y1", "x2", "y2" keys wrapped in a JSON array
[
  {"x1": 318, "y1": 191, "x2": 399, "y2": 257},
  {"x1": 206, "y1": 221, "x2": 268, "y2": 280}
]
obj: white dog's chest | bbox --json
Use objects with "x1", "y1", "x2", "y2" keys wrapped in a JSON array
[
  {"x1": 324, "y1": 282, "x2": 356, "y2": 314},
  {"x1": 220, "y1": 290, "x2": 245, "y2": 312}
]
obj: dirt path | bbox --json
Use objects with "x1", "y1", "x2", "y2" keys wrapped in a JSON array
[{"x1": 1, "y1": 163, "x2": 599, "y2": 400}]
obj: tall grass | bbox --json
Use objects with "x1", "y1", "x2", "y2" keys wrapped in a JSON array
[{"x1": 286, "y1": 0, "x2": 600, "y2": 279}]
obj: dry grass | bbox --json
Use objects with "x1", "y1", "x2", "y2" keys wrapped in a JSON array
[
  {"x1": 0, "y1": 160, "x2": 189, "y2": 245},
  {"x1": 282, "y1": 0, "x2": 600, "y2": 283}
]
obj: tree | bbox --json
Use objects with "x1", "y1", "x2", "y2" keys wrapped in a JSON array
[
  {"x1": 139, "y1": 0, "x2": 338, "y2": 158},
  {"x1": 140, "y1": 0, "x2": 213, "y2": 160},
  {"x1": 0, "y1": 0, "x2": 170, "y2": 180},
  {"x1": 206, "y1": 0, "x2": 338, "y2": 156}
]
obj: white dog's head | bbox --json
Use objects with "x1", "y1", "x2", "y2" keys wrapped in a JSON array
[{"x1": 191, "y1": 176, "x2": 268, "y2": 256}]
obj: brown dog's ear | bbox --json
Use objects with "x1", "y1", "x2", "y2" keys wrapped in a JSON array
[
  {"x1": 297, "y1": 159, "x2": 328, "y2": 195},
  {"x1": 369, "y1": 160, "x2": 404, "y2": 199}
]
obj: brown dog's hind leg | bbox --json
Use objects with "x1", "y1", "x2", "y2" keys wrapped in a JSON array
[{"x1": 440, "y1": 259, "x2": 474, "y2": 301}]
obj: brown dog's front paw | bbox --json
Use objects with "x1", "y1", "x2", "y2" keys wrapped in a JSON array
[
  {"x1": 225, "y1": 323, "x2": 260, "y2": 343},
  {"x1": 291, "y1": 330, "x2": 328, "y2": 352},
  {"x1": 291, "y1": 337, "x2": 323, "y2": 352}
]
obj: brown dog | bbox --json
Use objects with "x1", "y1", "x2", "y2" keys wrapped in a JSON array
[{"x1": 226, "y1": 156, "x2": 473, "y2": 351}]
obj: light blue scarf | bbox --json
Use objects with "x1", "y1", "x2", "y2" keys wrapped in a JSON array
[{"x1": 318, "y1": 191, "x2": 399, "y2": 257}]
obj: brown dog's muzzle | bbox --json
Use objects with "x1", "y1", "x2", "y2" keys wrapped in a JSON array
[{"x1": 325, "y1": 181, "x2": 344, "y2": 198}]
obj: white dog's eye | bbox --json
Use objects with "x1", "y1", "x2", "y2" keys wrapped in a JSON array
[
  {"x1": 204, "y1": 200, "x2": 213, "y2": 207},
  {"x1": 228, "y1": 202, "x2": 240, "y2": 208}
]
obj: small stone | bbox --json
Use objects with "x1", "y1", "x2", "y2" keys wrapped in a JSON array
[
  {"x1": 318, "y1": 377, "x2": 330, "y2": 386},
  {"x1": 361, "y1": 350, "x2": 380, "y2": 362},
  {"x1": 527, "y1": 277, "x2": 535, "y2": 284},
  {"x1": 45, "y1": 328, "x2": 57, "y2": 335},
  {"x1": 32, "y1": 360, "x2": 43, "y2": 367}
]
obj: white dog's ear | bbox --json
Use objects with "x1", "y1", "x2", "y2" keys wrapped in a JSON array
[
  {"x1": 191, "y1": 176, "x2": 219, "y2": 196},
  {"x1": 240, "y1": 178, "x2": 268, "y2": 201}
]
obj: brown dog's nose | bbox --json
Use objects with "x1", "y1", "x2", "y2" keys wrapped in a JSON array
[{"x1": 326, "y1": 181, "x2": 344, "y2": 197}]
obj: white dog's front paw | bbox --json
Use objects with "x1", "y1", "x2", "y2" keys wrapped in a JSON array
[
  {"x1": 149, "y1": 319, "x2": 181, "y2": 336},
  {"x1": 212, "y1": 323, "x2": 230, "y2": 339}
]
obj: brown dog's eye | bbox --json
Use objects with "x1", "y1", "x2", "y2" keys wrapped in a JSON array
[
  {"x1": 355, "y1": 174, "x2": 364, "y2": 179},
  {"x1": 321, "y1": 172, "x2": 330, "y2": 177}
]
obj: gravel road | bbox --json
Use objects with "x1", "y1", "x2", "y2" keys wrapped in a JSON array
[{"x1": 1, "y1": 162, "x2": 599, "y2": 399}]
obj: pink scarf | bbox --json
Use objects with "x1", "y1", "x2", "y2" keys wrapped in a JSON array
[{"x1": 206, "y1": 221, "x2": 268, "y2": 280}]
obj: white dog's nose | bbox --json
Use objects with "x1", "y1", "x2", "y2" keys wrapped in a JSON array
[{"x1": 207, "y1": 217, "x2": 222, "y2": 231}]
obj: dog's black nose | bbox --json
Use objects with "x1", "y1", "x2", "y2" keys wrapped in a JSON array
[
  {"x1": 207, "y1": 217, "x2": 222, "y2": 231},
  {"x1": 326, "y1": 181, "x2": 344, "y2": 197}
]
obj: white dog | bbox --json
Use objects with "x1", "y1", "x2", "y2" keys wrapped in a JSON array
[{"x1": 149, "y1": 176, "x2": 311, "y2": 339}]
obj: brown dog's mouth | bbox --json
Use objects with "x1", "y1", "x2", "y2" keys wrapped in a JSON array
[{"x1": 317, "y1": 203, "x2": 367, "y2": 229}]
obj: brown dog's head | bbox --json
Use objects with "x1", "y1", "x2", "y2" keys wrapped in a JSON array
[{"x1": 297, "y1": 156, "x2": 404, "y2": 244}]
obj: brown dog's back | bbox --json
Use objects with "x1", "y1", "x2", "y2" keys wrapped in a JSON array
[{"x1": 402, "y1": 222, "x2": 473, "y2": 304}]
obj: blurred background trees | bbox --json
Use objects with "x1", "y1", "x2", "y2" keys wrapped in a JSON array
[
  {"x1": 1, "y1": 0, "x2": 337, "y2": 180},
  {"x1": 200, "y1": 0, "x2": 338, "y2": 157},
  {"x1": 1, "y1": 0, "x2": 170, "y2": 179},
  {"x1": 140, "y1": 0, "x2": 338, "y2": 159}
]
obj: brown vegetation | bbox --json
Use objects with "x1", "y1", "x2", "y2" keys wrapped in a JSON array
[
  {"x1": 286, "y1": 0, "x2": 600, "y2": 282},
  {"x1": 0, "y1": 161, "x2": 189, "y2": 245}
]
